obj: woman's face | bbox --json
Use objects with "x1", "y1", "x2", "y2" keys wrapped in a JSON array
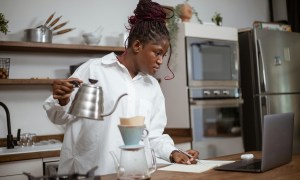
[{"x1": 135, "y1": 39, "x2": 169, "y2": 76}]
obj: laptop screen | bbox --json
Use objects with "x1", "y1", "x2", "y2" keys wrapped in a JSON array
[{"x1": 261, "y1": 112, "x2": 294, "y2": 171}]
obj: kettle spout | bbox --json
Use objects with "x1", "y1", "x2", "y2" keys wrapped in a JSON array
[{"x1": 102, "y1": 93, "x2": 128, "y2": 117}]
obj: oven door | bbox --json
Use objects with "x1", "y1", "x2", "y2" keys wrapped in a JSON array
[
  {"x1": 190, "y1": 99, "x2": 244, "y2": 159},
  {"x1": 190, "y1": 99, "x2": 243, "y2": 140},
  {"x1": 186, "y1": 37, "x2": 239, "y2": 87}
]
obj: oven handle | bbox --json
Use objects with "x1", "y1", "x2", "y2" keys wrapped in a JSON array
[{"x1": 189, "y1": 99, "x2": 243, "y2": 108}]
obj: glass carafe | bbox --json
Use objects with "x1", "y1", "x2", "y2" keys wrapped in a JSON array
[{"x1": 110, "y1": 145, "x2": 156, "y2": 180}]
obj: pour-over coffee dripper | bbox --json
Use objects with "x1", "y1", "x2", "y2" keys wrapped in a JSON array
[
  {"x1": 118, "y1": 116, "x2": 147, "y2": 146},
  {"x1": 118, "y1": 125, "x2": 147, "y2": 146}
]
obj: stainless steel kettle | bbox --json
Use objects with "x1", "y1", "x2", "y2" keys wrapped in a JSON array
[{"x1": 68, "y1": 83, "x2": 127, "y2": 120}]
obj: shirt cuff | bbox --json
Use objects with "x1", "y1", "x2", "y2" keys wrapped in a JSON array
[
  {"x1": 169, "y1": 150, "x2": 180, "y2": 163},
  {"x1": 43, "y1": 96, "x2": 71, "y2": 112}
]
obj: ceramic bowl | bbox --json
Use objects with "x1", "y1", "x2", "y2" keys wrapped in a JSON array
[{"x1": 82, "y1": 33, "x2": 101, "y2": 45}]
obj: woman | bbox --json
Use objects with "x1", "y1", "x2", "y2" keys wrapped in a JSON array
[{"x1": 43, "y1": 0, "x2": 199, "y2": 175}]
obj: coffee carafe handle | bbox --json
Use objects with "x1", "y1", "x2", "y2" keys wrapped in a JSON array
[
  {"x1": 149, "y1": 148, "x2": 157, "y2": 174},
  {"x1": 101, "y1": 93, "x2": 128, "y2": 117}
]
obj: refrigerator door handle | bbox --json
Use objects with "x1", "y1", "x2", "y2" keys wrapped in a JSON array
[
  {"x1": 257, "y1": 39, "x2": 267, "y2": 92},
  {"x1": 259, "y1": 96, "x2": 270, "y2": 122},
  {"x1": 265, "y1": 96, "x2": 270, "y2": 115}
]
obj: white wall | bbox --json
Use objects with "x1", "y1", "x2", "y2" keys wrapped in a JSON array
[
  {"x1": 0, "y1": 0, "x2": 269, "y2": 138},
  {"x1": 0, "y1": 0, "x2": 269, "y2": 44}
]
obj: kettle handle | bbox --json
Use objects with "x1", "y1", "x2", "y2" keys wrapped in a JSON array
[{"x1": 101, "y1": 93, "x2": 128, "y2": 117}]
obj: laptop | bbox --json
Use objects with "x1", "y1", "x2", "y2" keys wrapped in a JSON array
[{"x1": 214, "y1": 112, "x2": 294, "y2": 173}]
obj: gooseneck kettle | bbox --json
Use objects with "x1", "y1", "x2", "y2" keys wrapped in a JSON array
[{"x1": 68, "y1": 79, "x2": 127, "y2": 120}]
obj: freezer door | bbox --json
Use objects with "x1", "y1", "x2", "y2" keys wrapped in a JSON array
[
  {"x1": 257, "y1": 94, "x2": 300, "y2": 154},
  {"x1": 254, "y1": 29, "x2": 300, "y2": 93}
]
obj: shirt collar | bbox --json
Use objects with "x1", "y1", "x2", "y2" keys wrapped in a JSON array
[
  {"x1": 101, "y1": 52, "x2": 118, "y2": 65},
  {"x1": 101, "y1": 52, "x2": 153, "y2": 82}
]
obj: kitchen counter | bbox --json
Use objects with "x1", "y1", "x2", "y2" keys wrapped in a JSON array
[
  {"x1": 0, "y1": 134, "x2": 63, "y2": 163},
  {"x1": 0, "y1": 138, "x2": 189, "y2": 163},
  {"x1": 0, "y1": 141, "x2": 62, "y2": 163},
  {"x1": 100, "y1": 151, "x2": 300, "y2": 179},
  {"x1": 0, "y1": 150, "x2": 60, "y2": 163},
  {"x1": 0, "y1": 129, "x2": 192, "y2": 163}
]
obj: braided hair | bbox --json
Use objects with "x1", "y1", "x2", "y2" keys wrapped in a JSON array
[{"x1": 126, "y1": 0, "x2": 174, "y2": 80}]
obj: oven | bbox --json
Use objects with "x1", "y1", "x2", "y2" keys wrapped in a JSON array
[
  {"x1": 186, "y1": 37, "x2": 239, "y2": 87},
  {"x1": 189, "y1": 87, "x2": 244, "y2": 159},
  {"x1": 189, "y1": 87, "x2": 242, "y2": 137},
  {"x1": 184, "y1": 32, "x2": 243, "y2": 158}
]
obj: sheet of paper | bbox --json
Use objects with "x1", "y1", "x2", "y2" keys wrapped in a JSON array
[{"x1": 158, "y1": 160, "x2": 235, "y2": 173}]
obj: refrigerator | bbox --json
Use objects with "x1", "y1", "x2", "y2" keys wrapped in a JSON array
[{"x1": 239, "y1": 28, "x2": 300, "y2": 154}]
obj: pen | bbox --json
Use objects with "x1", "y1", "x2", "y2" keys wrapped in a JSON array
[{"x1": 177, "y1": 149, "x2": 200, "y2": 163}]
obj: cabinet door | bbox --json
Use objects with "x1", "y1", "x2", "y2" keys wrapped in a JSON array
[{"x1": 0, "y1": 159, "x2": 43, "y2": 180}]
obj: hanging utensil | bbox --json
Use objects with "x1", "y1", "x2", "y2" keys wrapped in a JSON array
[
  {"x1": 36, "y1": 12, "x2": 55, "y2": 28},
  {"x1": 48, "y1": 16, "x2": 62, "y2": 28},
  {"x1": 53, "y1": 28, "x2": 75, "y2": 35},
  {"x1": 44, "y1": 12, "x2": 56, "y2": 26},
  {"x1": 52, "y1": 21, "x2": 69, "y2": 31}
]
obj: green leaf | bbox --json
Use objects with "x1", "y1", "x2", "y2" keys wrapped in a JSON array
[{"x1": 0, "y1": 13, "x2": 9, "y2": 35}]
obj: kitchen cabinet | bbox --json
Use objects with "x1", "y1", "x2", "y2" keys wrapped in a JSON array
[
  {"x1": 0, "y1": 41, "x2": 125, "y2": 85},
  {"x1": 0, "y1": 159, "x2": 43, "y2": 180}
]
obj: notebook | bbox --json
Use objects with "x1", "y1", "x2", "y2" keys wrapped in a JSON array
[{"x1": 214, "y1": 112, "x2": 294, "y2": 173}]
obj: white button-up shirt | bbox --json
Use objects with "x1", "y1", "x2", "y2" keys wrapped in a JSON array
[{"x1": 43, "y1": 52, "x2": 177, "y2": 175}]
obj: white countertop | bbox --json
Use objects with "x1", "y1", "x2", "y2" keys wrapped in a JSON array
[{"x1": 0, "y1": 140, "x2": 62, "y2": 156}]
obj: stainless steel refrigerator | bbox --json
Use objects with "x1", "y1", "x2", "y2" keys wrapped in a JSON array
[{"x1": 239, "y1": 28, "x2": 300, "y2": 154}]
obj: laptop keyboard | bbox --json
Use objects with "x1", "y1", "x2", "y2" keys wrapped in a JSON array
[
  {"x1": 214, "y1": 159, "x2": 262, "y2": 172},
  {"x1": 238, "y1": 161, "x2": 261, "y2": 170}
]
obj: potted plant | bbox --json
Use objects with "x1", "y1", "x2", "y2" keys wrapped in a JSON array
[
  {"x1": 0, "y1": 13, "x2": 9, "y2": 35},
  {"x1": 211, "y1": 12, "x2": 223, "y2": 26},
  {"x1": 166, "y1": 1, "x2": 202, "y2": 53}
]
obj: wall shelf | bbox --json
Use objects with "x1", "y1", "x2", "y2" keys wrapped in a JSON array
[
  {"x1": 0, "y1": 79, "x2": 55, "y2": 85},
  {"x1": 0, "y1": 41, "x2": 125, "y2": 54},
  {"x1": 0, "y1": 41, "x2": 125, "y2": 85}
]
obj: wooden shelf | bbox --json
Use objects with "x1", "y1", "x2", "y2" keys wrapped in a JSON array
[
  {"x1": 0, "y1": 41, "x2": 125, "y2": 54},
  {"x1": 0, "y1": 79, "x2": 55, "y2": 85}
]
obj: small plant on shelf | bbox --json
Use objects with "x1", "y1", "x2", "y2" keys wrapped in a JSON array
[
  {"x1": 211, "y1": 12, "x2": 223, "y2": 26},
  {"x1": 0, "y1": 13, "x2": 9, "y2": 35}
]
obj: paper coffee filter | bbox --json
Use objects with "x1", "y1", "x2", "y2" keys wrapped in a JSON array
[{"x1": 120, "y1": 116, "x2": 145, "y2": 126}]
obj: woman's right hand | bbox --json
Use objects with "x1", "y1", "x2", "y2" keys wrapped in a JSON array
[{"x1": 52, "y1": 78, "x2": 83, "y2": 106}]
